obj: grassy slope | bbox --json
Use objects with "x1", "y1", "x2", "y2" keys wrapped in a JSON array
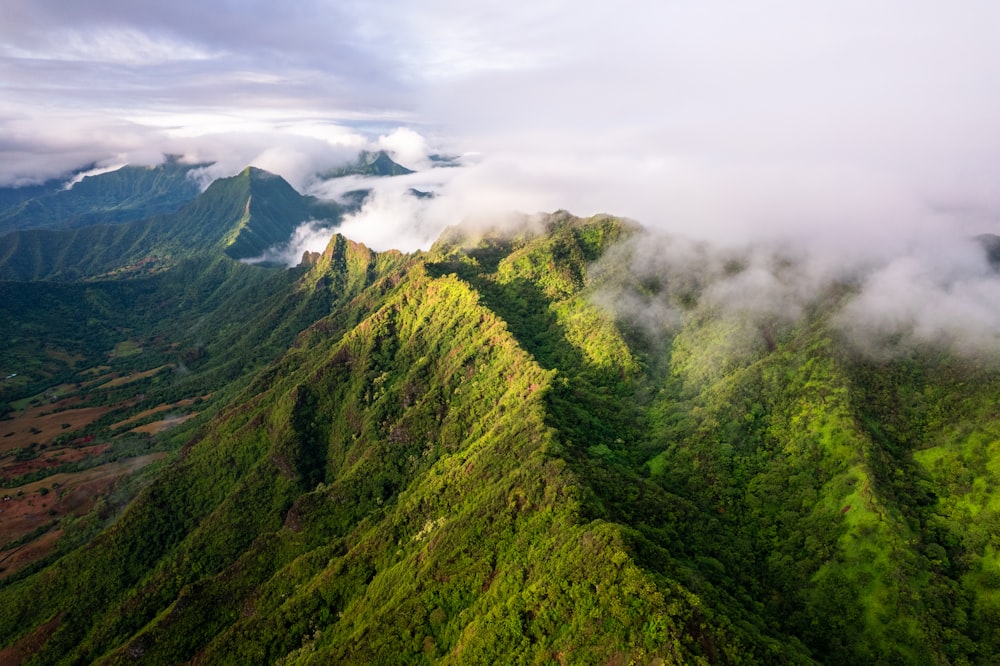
[{"x1": 0, "y1": 216, "x2": 766, "y2": 664}]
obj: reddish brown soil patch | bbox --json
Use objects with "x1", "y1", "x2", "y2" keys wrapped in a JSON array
[
  {"x1": 0, "y1": 443, "x2": 112, "y2": 481},
  {"x1": 0, "y1": 528, "x2": 63, "y2": 578},
  {"x1": 0, "y1": 452, "x2": 165, "y2": 579},
  {"x1": 45, "y1": 443, "x2": 111, "y2": 463},
  {"x1": 0, "y1": 612, "x2": 62, "y2": 666},
  {"x1": 101, "y1": 365, "x2": 170, "y2": 389},
  {"x1": 111, "y1": 395, "x2": 208, "y2": 430},
  {"x1": 80, "y1": 372, "x2": 115, "y2": 388},
  {"x1": 0, "y1": 401, "x2": 117, "y2": 455}
]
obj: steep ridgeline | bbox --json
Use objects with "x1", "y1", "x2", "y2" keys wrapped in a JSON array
[
  {"x1": 0, "y1": 161, "x2": 204, "y2": 235},
  {"x1": 1, "y1": 213, "x2": 999, "y2": 664},
  {"x1": 0, "y1": 215, "x2": 770, "y2": 664},
  {"x1": 0, "y1": 168, "x2": 340, "y2": 282}
]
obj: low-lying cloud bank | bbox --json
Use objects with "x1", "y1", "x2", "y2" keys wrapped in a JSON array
[
  {"x1": 6, "y1": 111, "x2": 999, "y2": 363},
  {"x1": 0, "y1": 116, "x2": 411, "y2": 193},
  {"x1": 240, "y1": 220, "x2": 340, "y2": 267},
  {"x1": 304, "y1": 153, "x2": 565, "y2": 253},
  {"x1": 589, "y1": 227, "x2": 1000, "y2": 365},
  {"x1": 836, "y1": 242, "x2": 1000, "y2": 359}
]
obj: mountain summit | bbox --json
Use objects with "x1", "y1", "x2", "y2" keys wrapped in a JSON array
[
  {"x1": 323, "y1": 150, "x2": 414, "y2": 178},
  {"x1": 187, "y1": 166, "x2": 335, "y2": 261}
]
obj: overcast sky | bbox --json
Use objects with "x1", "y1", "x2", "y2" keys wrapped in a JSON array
[{"x1": 4, "y1": 1, "x2": 1000, "y2": 251}]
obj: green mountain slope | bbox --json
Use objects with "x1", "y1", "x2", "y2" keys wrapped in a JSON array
[
  {"x1": 1, "y1": 211, "x2": 999, "y2": 663},
  {"x1": 0, "y1": 161, "x2": 203, "y2": 235},
  {"x1": 0, "y1": 232, "x2": 402, "y2": 418},
  {"x1": 0, "y1": 177, "x2": 69, "y2": 215},
  {"x1": 0, "y1": 168, "x2": 341, "y2": 281}
]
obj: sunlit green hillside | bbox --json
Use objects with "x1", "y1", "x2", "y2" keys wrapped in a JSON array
[{"x1": 1, "y1": 172, "x2": 998, "y2": 664}]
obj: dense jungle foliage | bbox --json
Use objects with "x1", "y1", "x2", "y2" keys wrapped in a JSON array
[{"x1": 1, "y1": 165, "x2": 999, "y2": 664}]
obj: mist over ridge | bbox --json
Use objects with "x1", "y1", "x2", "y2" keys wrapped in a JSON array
[{"x1": 587, "y1": 225, "x2": 1000, "y2": 364}]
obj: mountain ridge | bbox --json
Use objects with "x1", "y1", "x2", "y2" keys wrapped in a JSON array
[
  {"x1": 0, "y1": 167, "x2": 341, "y2": 281},
  {"x1": 0, "y1": 177, "x2": 999, "y2": 663},
  {"x1": 0, "y1": 161, "x2": 204, "y2": 235}
]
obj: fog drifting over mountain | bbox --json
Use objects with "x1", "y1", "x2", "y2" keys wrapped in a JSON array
[
  {"x1": 5, "y1": 1, "x2": 1000, "y2": 244},
  {"x1": 4, "y1": 1, "x2": 1000, "y2": 356}
]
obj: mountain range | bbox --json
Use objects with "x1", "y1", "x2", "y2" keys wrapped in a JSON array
[
  {"x1": 0, "y1": 166, "x2": 341, "y2": 282},
  {"x1": 1, "y1": 155, "x2": 999, "y2": 664}
]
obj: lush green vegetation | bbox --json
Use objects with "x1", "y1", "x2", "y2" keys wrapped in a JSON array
[
  {"x1": 0, "y1": 161, "x2": 203, "y2": 234},
  {"x1": 1, "y1": 169, "x2": 999, "y2": 664},
  {"x1": 0, "y1": 167, "x2": 340, "y2": 281}
]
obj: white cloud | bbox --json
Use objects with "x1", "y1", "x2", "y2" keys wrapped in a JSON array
[
  {"x1": 376, "y1": 128, "x2": 430, "y2": 169},
  {"x1": 4, "y1": 1, "x2": 999, "y2": 254},
  {"x1": 242, "y1": 220, "x2": 337, "y2": 267},
  {"x1": 306, "y1": 153, "x2": 570, "y2": 253},
  {"x1": 63, "y1": 163, "x2": 127, "y2": 189},
  {"x1": 835, "y1": 237, "x2": 1000, "y2": 358}
]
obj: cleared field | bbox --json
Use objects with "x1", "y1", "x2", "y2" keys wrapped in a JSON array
[
  {"x1": 0, "y1": 452, "x2": 166, "y2": 579},
  {"x1": 0, "y1": 362, "x2": 203, "y2": 581},
  {"x1": 131, "y1": 413, "x2": 197, "y2": 435},
  {"x1": 0, "y1": 443, "x2": 112, "y2": 481},
  {"x1": 101, "y1": 365, "x2": 171, "y2": 389},
  {"x1": 110, "y1": 394, "x2": 204, "y2": 430},
  {"x1": 0, "y1": 528, "x2": 63, "y2": 580},
  {"x1": 8, "y1": 384, "x2": 79, "y2": 411},
  {"x1": 0, "y1": 400, "x2": 118, "y2": 455}
]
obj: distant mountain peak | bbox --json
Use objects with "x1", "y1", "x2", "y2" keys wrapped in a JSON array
[
  {"x1": 192, "y1": 168, "x2": 326, "y2": 260},
  {"x1": 976, "y1": 233, "x2": 1000, "y2": 271},
  {"x1": 0, "y1": 165, "x2": 341, "y2": 280},
  {"x1": 362, "y1": 150, "x2": 413, "y2": 173},
  {"x1": 241, "y1": 165, "x2": 281, "y2": 180},
  {"x1": 323, "y1": 150, "x2": 414, "y2": 178}
]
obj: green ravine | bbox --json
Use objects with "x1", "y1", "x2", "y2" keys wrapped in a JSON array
[{"x1": 0, "y1": 169, "x2": 998, "y2": 664}]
